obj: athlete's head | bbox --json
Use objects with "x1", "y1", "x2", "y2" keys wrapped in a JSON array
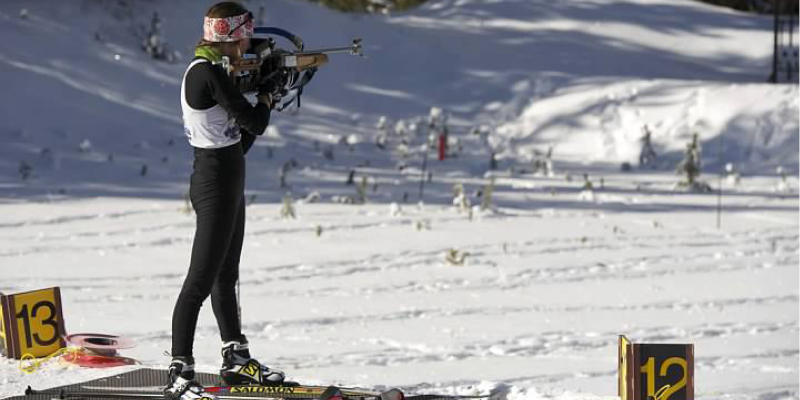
[{"x1": 198, "y1": 2, "x2": 254, "y2": 61}]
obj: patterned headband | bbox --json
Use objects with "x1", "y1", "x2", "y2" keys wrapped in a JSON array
[{"x1": 203, "y1": 12, "x2": 253, "y2": 42}]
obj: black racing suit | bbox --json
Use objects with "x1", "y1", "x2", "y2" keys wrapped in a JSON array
[{"x1": 172, "y1": 56, "x2": 270, "y2": 359}]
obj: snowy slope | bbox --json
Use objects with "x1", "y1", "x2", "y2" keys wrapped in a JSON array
[
  {"x1": 0, "y1": 0, "x2": 797, "y2": 199},
  {"x1": 0, "y1": 186, "x2": 797, "y2": 400},
  {"x1": 0, "y1": 0, "x2": 797, "y2": 400}
]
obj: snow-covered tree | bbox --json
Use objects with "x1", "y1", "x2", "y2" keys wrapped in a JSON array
[
  {"x1": 143, "y1": 12, "x2": 164, "y2": 59},
  {"x1": 680, "y1": 133, "x2": 701, "y2": 184},
  {"x1": 142, "y1": 12, "x2": 179, "y2": 63},
  {"x1": 638, "y1": 125, "x2": 657, "y2": 168},
  {"x1": 279, "y1": 159, "x2": 298, "y2": 188},
  {"x1": 676, "y1": 133, "x2": 711, "y2": 191}
]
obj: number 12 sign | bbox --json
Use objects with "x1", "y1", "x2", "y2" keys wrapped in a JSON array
[
  {"x1": 619, "y1": 335, "x2": 694, "y2": 400},
  {"x1": 0, "y1": 287, "x2": 66, "y2": 359}
]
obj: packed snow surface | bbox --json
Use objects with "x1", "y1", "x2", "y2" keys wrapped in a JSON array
[{"x1": 0, "y1": 0, "x2": 797, "y2": 399}]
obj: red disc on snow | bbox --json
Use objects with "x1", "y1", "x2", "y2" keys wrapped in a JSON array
[
  {"x1": 61, "y1": 349, "x2": 138, "y2": 368},
  {"x1": 65, "y1": 333, "x2": 135, "y2": 356}
]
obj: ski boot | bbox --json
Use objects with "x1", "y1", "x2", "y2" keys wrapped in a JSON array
[
  {"x1": 220, "y1": 337, "x2": 285, "y2": 386},
  {"x1": 164, "y1": 356, "x2": 217, "y2": 400}
]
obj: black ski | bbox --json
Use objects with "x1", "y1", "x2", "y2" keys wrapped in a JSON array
[
  {"x1": 25, "y1": 386, "x2": 281, "y2": 400},
  {"x1": 25, "y1": 384, "x2": 487, "y2": 400}
]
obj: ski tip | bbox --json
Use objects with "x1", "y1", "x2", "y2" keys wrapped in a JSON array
[
  {"x1": 381, "y1": 388, "x2": 405, "y2": 400},
  {"x1": 319, "y1": 386, "x2": 344, "y2": 400}
]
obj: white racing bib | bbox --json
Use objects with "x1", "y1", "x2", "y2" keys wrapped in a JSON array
[{"x1": 180, "y1": 59, "x2": 241, "y2": 149}]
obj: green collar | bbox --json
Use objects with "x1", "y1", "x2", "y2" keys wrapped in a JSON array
[{"x1": 195, "y1": 46, "x2": 223, "y2": 63}]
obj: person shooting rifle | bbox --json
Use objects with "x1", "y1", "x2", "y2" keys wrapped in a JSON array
[{"x1": 167, "y1": 3, "x2": 362, "y2": 400}]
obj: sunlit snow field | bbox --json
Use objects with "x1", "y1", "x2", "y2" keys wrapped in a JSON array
[{"x1": 0, "y1": 0, "x2": 797, "y2": 399}]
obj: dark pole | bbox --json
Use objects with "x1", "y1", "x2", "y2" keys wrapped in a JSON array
[
  {"x1": 716, "y1": 133, "x2": 723, "y2": 229},
  {"x1": 772, "y1": 0, "x2": 780, "y2": 83},
  {"x1": 789, "y1": 3, "x2": 796, "y2": 81},
  {"x1": 418, "y1": 125, "x2": 432, "y2": 201}
]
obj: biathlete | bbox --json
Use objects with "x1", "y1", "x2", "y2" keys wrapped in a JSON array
[{"x1": 166, "y1": 3, "x2": 285, "y2": 400}]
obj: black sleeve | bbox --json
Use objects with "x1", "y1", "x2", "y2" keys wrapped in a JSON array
[
  {"x1": 185, "y1": 61, "x2": 271, "y2": 136},
  {"x1": 241, "y1": 130, "x2": 256, "y2": 154}
]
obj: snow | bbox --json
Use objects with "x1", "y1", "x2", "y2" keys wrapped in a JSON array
[{"x1": 0, "y1": 0, "x2": 797, "y2": 399}]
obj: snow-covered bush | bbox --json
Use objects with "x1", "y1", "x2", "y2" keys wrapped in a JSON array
[
  {"x1": 531, "y1": 146, "x2": 555, "y2": 177},
  {"x1": 480, "y1": 178, "x2": 496, "y2": 211},
  {"x1": 142, "y1": 12, "x2": 179, "y2": 63},
  {"x1": 578, "y1": 173, "x2": 595, "y2": 202},
  {"x1": 389, "y1": 202, "x2": 402, "y2": 216},
  {"x1": 775, "y1": 166, "x2": 792, "y2": 193},
  {"x1": 375, "y1": 116, "x2": 388, "y2": 149},
  {"x1": 18, "y1": 161, "x2": 33, "y2": 180},
  {"x1": 280, "y1": 194, "x2": 296, "y2": 219},
  {"x1": 355, "y1": 175, "x2": 369, "y2": 204},
  {"x1": 303, "y1": 191, "x2": 322, "y2": 203},
  {"x1": 445, "y1": 248, "x2": 468, "y2": 266},
  {"x1": 724, "y1": 163, "x2": 741, "y2": 186},
  {"x1": 676, "y1": 133, "x2": 712, "y2": 191},
  {"x1": 452, "y1": 183, "x2": 472, "y2": 219}
]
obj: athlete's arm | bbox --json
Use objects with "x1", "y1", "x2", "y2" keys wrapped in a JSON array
[{"x1": 186, "y1": 62, "x2": 271, "y2": 136}]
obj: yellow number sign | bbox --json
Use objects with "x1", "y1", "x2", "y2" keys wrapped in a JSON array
[
  {"x1": 619, "y1": 335, "x2": 694, "y2": 400},
  {"x1": 0, "y1": 287, "x2": 66, "y2": 359}
]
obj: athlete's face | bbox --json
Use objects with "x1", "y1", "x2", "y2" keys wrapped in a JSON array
[
  {"x1": 230, "y1": 38, "x2": 250, "y2": 61},
  {"x1": 236, "y1": 38, "x2": 250, "y2": 58},
  {"x1": 220, "y1": 38, "x2": 249, "y2": 62}
]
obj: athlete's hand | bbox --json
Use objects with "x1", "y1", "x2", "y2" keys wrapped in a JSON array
[{"x1": 257, "y1": 93, "x2": 273, "y2": 109}]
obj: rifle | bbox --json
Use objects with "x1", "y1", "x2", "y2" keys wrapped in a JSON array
[{"x1": 219, "y1": 27, "x2": 364, "y2": 111}]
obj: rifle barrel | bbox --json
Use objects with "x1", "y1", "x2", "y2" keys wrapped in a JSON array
[
  {"x1": 295, "y1": 39, "x2": 363, "y2": 56},
  {"x1": 296, "y1": 47, "x2": 359, "y2": 55}
]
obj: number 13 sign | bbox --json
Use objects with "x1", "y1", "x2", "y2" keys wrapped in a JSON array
[
  {"x1": 1, "y1": 287, "x2": 66, "y2": 359},
  {"x1": 619, "y1": 335, "x2": 694, "y2": 400}
]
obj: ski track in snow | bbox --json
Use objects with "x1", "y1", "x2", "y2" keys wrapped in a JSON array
[{"x1": 1, "y1": 199, "x2": 796, "y2": 400}]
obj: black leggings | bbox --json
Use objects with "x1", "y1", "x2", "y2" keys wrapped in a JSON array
[{"x1": 172, "y1": 142, "x2": 246, "y2": 358}]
